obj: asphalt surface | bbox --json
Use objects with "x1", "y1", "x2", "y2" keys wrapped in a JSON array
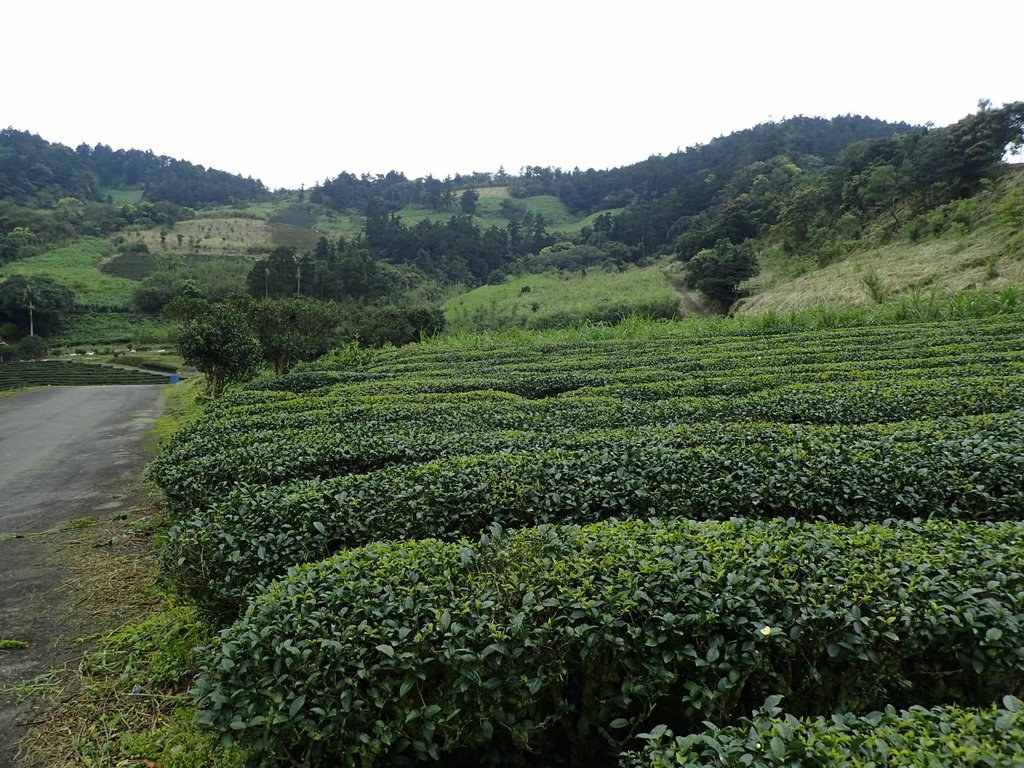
[{"x1": 0, "y1": 385, "x2": 166, "y2": 766}]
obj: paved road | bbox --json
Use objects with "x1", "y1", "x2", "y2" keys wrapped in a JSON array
[
  {"x1": 0, "y1": 385, "x2": 166, "y2": 535},
  {"x1": 0, "y1": 385, "x2": 165, "y2": 767}
]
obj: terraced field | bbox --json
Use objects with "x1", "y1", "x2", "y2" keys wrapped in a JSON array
[
  {"x1": 0, "y1": 360, "x2": 170, "y2": 390},
  {"x1": 150, "y1": 314, "x2": 1024, "y2": 766}
]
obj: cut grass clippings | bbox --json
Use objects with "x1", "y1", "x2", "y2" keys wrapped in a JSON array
[{"x1": 14, "y1": 498, "x2": 245, "y2": 768}]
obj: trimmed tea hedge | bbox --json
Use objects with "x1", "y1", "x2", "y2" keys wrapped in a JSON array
[
  {"x1": 0, "y1": 360, "x2": 168, "y2": 389},
  {"x1": 162, "y1": 412, "x2": 1024, "y2": 612},
  {"x1": 620, "y1": 696, "x2": 1024, "y2": 767},
  {"x1": 150, "y1": 314, "x2": 1024, "y2": 518},
  {"x1": 149, "y1": 376, "x2": 1024, "y2": 506},
  {"x1": 194, "y1": 518, "x2": 1024, "y2": 767},
  {"x1": 159, "y1": 314, "x2": 1024, "y2": 766}
]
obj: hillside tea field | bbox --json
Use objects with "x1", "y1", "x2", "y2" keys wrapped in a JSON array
[
  {"x1": 150, "y1": 315, "x2": 1024, "y2": 766},
  {"x1": 0, "y1": 360, "x2": 169, "y2": 389}
]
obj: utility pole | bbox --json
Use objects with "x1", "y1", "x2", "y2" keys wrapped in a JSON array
[{"x1": 24, "y1": 285, "x2": 35, "y2": 336}]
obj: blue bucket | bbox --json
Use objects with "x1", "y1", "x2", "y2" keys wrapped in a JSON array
[{"x1": 169, "y1": 374, "x2": 180, "y2": 384}]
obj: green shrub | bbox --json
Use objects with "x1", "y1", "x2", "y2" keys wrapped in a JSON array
[
  {"x1": 241, "y1": 370, "x2": 341, "y2": 393},
  {"x1": 354, "y1": 305, "x2": 446, "y2": 347},
  {"x1": 160, "y1": 411, "x2": 1024, "y2": 611},
  {"x1": 150, "y1": 371, "x2": 1024, "y2": 508},
  {"x1": 15, "y1": 334, "x2": 49, "y2": 360},
  {"x1": 621, "y1": 696, "x2": 1024, "y2": 767},
  {"x1": 112, "y1": 355, "x2": 179, "y2": 373},
  {"x1": 0, "y1": 360, "x2": 167, "y2": 390},
  {"x1": 193, "y1": 518, "x2": 1024, "y2": 767},
  {"x1": 683, "y1": 240, "x2": 758, "y2": 305}
]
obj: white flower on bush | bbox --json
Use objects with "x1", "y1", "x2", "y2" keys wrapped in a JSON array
[{"x1": 758, "y1": 625, "x2": 779, "y2": 637}]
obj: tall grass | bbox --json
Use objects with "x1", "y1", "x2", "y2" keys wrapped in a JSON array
[
  {"x1": 741, "y1": 168, "x2": 1024, "y2": 312},
  {"x1": 124, "y1": 218, "x2": 272, "y2": 256},
  {"x1": 313, "y1": 212, "x2": 364, "y2": 238},
  {"x1": 394, "y1": 194, "x2": 584, "y2": 233},
  {"x1": 101, "y1": 187, "x2": 144, "y2": 204},
  {"x1": 443, "y1": 267, "x2": 680, "y2": 334},
  {"x1": 747, "y1": 284, "x2": 1023, "y2": 331},
  {"x1": 428, "y1": 283, "x2": 1024, "y2": 352}
]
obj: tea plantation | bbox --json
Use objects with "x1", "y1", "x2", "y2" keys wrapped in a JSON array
[
  {"x1": 151, "y1": 314, "x2": 1024, "y2": 766},
  {"x1": 0, "y1": 360, "x2": 170, "y2": 390}
]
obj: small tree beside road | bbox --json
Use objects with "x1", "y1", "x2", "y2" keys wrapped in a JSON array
[{"x1": 176, "y1": 302, "x2": 261, "y2": 398}]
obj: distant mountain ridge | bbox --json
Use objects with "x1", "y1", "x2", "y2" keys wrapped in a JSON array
[
  {"x1": 1, "y1": 115, "x2": 916, "y2": 213},
  {"x1": 3, "y1": 104, "x2": 1022, "y2": 311}
]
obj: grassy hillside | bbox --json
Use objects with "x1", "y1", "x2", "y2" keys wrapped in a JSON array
[
  {"x1": 393, "y1": 191, "x2": 590, "y2": 234},
  {"x1": 736, "y1": 167, "x2": 1024, "y2": 314},
  {"x1": 443, "y1": 265, "x2": 682, "y2": 333},
  {"x1": 313, "y1": 209, "x2": 366, "y2": 239},
  {"x1": 50, "y1": 312, "x2": 179, "y2": 348},
  {"x1": 124, "y1": 216, "x2": 273, "y2": 257},
  {"x1": 388, "y1": 165, "x2": 1024, "y2": 330},
  {"x1": 0, "y1": 237, "x2": 136, "y2": 309},
  {"x1": 7, "y1": 163, "x2": 1023, "y2": 350},
  {"x1": 101, "y1": 186, "x2": 144, "y2": 204}
]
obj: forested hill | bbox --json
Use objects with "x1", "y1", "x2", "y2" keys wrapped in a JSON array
[
  {"x1": 307, "y1": 116, "x2": 914, "y2": 220},
  {"x1": 0, "y1": 128, "x2": 268, "y2": 208},
  {"x1": 2, "y1": 104, "x2": 1022, "y2": 305},
  {"x1": 299, "y1": 105, "x2": 1022, "y2": 290},
  {"x1": 511, "y1": 115, "x2": 916, "y2": 214},
  {"x1": 503, "y1": 107, "x2": 1024, "y2": 258}
]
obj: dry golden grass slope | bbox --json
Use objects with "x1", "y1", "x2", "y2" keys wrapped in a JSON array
[
  {"x1": 126, "y1": 217, "x2": 273, "y2": 257},
  {"x1": 736, "y1": 168, "x2": 1024, "y2": 314},
  {"x1": 738, "y1": 235, "x2": 1024, "y2": 314}
]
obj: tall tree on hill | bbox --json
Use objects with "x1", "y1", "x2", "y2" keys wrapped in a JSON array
[
  {"x1": 460, "y1": 189, "x2": 479, "y2": 215},
  {"x1": 246, "y1": 246, "x2": 304, "y2": 299},
  {"x1": 245, "y1": 239, "x2": 393, "y2": 302},
  {"x1": 904, "y1": 100, "x2": 1024, "y2": 206},
  {"x1": 0, "y1": 129, "x2": 101, "y2": 206},
  {"x1": 683, "y1": 239, "x2": 758, "y2": 306}
]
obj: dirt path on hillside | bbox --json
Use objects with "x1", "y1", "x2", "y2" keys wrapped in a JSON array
[
  {"x1": 0, "y1": 385, "x2": 165, "y2": 767},
  {"x1": 660, "y1": 263, "x2": 714, "y2": 318}
]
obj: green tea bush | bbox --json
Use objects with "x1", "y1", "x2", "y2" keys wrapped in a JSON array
[
  {"x1": 161, "y1": 412, "x2": 1024, "y2": 611},
  {"x1": 149, "y1": 371, "x2": 1024, "y2": 507},
  {"x1": 193, "y1": 518, "x2": 1024, "y2": 767},
  {"x1": 0, "y1": 360, "x2": 168, "y2": 390},
  {"x1": 111, "y1": 355, "x2": 179, "y2": 373},
  {"x1": 621, "y1": 696, "x2": 1024, "y2": 767},
  {"x1": 242, "y1": 370, "x2": 342, "y2": 393}
]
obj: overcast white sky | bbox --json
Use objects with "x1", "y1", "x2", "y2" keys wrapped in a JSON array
[{"x1": 2, "y1": 1, "x2": 1020, "y2": 190}]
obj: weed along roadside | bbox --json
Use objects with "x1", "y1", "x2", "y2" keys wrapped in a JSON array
[
  {"x1": 2, "y1": 378, "x2": 245, "y2": 768},
  {"x1": 9, "y1": 500, "x2": 245, "y2": 767}
]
